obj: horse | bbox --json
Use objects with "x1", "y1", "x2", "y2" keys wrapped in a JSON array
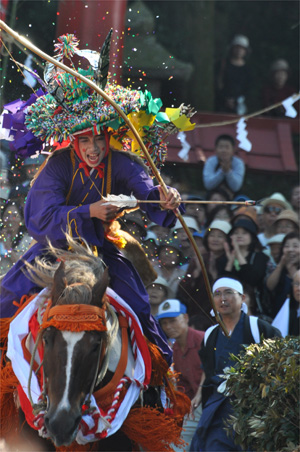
[{"x1": 0, "y1": 234, "x2": 190, "y2": 452}]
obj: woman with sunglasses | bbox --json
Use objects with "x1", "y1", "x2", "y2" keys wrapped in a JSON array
[
  {"x1": 266, "y1": 232, "x2": 300, "y2": 318},
  {"x1": 257, "y1": 193, "x2": 291, "y2": 248}
]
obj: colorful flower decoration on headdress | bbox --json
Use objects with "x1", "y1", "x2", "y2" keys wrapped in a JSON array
[
  {"x1": 0, "y1": 32, "x2": 196, "y2": 173},
  {"x1": 54, "y1": 34, "x2": 80, "y2": 60}
]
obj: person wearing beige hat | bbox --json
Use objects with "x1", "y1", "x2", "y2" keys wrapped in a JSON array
[
  {"x1": 202, "y1": 220, "x2": 232, "y2": 277},
  {"x1": 273, "y1": 209, "x2": 299, "y2": 235},
  {"x1": 262, "y1": 58, "x2": 298, "y2": 117},
  {"x1": 172, "y1": 215, "x2": 201, "y2": 260},
  {"x1": 172, "y1": 215, "x2": 200, "y2": 236},
  {"x1": 146, "y1": 276, "x2": 173, "y2": 316},
  {"x1": 215, "y1": 34, "x2": 252, "y2": 114},
  {"x1": 258, "y1": 192, "x2": 291, "y2": 247}
]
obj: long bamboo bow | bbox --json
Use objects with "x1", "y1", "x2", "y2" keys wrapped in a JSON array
[{"x1": 0, "y1": 20, "x2": 228, "y2": 336}]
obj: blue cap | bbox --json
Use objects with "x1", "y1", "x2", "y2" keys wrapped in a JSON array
[
  {"x1": 156, "y1": 299, "x2": 187, "y2": 320},
  {"x1": 193, "y1": 230, "x2": 205, "y2": 238}
]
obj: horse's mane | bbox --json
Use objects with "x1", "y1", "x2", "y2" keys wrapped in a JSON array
[{"x1": 24, "y1": 234, "x2": 106, "y2": 305}]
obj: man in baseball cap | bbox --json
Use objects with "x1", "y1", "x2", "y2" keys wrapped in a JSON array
[
  {"x1": 156, "y1": 299, "x2": 187, "y2": 320},
  {"x1": 157, "y1": 299, "x2": 205, "y2": 451}
]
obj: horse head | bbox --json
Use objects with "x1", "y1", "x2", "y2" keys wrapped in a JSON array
[
  {"x1": 29, "y1": 237, "x2": 111, "y2": 447},
  {"x1": 4, "y1": 234, "x2": 190, "y2": 451}
]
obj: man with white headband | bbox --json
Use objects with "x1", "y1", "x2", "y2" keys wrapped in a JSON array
[{"x1": 190, "y1": 277, "x2": 281, "y2": 452}]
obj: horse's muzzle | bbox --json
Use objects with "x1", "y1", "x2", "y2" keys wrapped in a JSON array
[{"x1": 44, "y1": 408, "x2": 81, "y2": 446}]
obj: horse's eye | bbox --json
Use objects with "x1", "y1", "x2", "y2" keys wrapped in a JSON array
[
  {"x1": 43, "y1": 329, "x2": 53, "y2": 346},
  {"x1": 92, "y1": 342, "x2": 101, "y2": 353}
]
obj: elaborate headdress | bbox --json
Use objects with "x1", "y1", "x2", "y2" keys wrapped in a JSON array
[{"x1": 1, "y1": 31, "x2": 195, "y2": 173}]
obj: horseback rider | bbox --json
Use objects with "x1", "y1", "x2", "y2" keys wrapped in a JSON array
[{"x1": 0, "y1": 33, "x2": 188, "y2": 366}]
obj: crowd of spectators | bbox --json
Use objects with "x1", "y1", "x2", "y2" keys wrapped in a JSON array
[
  {"x1": 114, "y1": 149, "x2": 298, "y2": 450},
  {"x1": 117, "y1": 185, "x2": 299, "y2": 336},
  {"x1": 0, "y1": 125, "x2": 299, "y2": 451},
  {"x1": 215, "y1": 34, "x2": 299, "y2": 117},
  {"x1": 0, "y1": 132, "x2": 299, "y2": 334}
]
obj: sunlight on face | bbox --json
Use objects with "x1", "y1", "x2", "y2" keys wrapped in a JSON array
[
  {"x1": 283, "y1": 238, "x2": 300, "y2": 264},
  {"x1": 213, "y1": 287, "x2": 243, "y2": 316},
  {"x1": 207, "y1": 229, "x2": 226, "y2": 253},
  {"x1": 78, "y1": 135, "x2": 106, "y2": 167}
]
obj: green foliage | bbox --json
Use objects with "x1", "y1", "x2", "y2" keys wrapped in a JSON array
[{"x1": 222, "y1": 337, "x2": 300, "y2": 452}]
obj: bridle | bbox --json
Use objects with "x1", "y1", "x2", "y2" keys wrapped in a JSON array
[{"x1": 27, "y1": 299, "x2": 119, "y2": 416}]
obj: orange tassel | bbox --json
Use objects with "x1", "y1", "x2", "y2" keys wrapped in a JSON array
[
  {"x1": 0, "y1": 294, "x2": 39, "y2": 440},
  {"x1": 168, "y1": 388, "x2": 191, "y2": 420},
  {"x1": 0, "y1": 363, "x2": 20, "y2": 438},
  {"x1": 146, "y1": 340, "x2": 169, "y2": 386},
  {"x1": 0, "y1": 294, "x2": 39, "y2": 344},
  {"x1": 122, "y1": 406, "x2": 186, "y2": 452}
]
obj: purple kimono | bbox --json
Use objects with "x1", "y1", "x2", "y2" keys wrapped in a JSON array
[{"x1": 1, "y1": 149, "x2": 181, "y2": 364}]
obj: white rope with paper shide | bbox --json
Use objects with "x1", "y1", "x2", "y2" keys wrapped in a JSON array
[
  {"x1": 194, "y1": 92, "x2": 300, "y2": 129},
  {"x1": 194, "y1": 92, "x2": 300, "y2": 153}
]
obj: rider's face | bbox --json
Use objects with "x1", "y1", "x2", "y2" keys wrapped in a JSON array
[{"x1": 78, "y1": 134, "x2": 106, "y2": 167}]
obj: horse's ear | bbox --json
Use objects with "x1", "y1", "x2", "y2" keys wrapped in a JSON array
[
  {"x1": 91, "y1": 268, "x2": 110, "y2": 307},
  {"x1": 51, "y1": 261, "x2": 67, "y2": 305}
]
